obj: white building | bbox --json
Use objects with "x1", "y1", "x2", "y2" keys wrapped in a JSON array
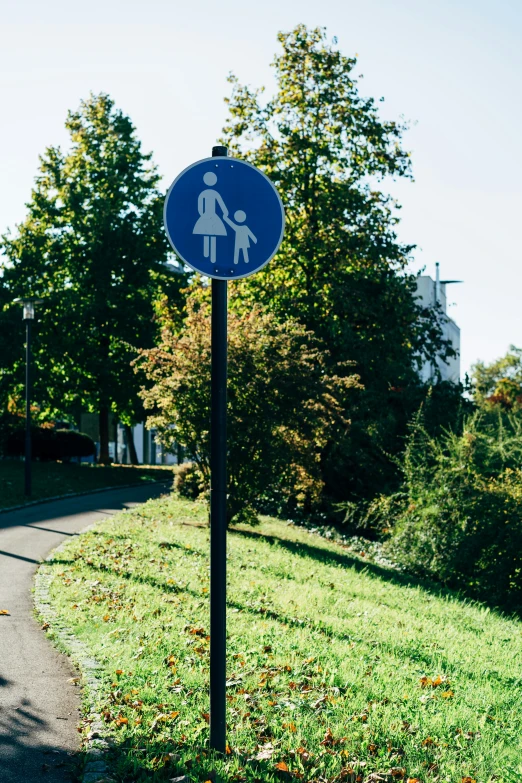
[
  {"x1": 415, "y1": 263, "x2": 461, "y2": 384},
  {"x1": 130, "y1": 422, "x2": 178, "y2": 466}
]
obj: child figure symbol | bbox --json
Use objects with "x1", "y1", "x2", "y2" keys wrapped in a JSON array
[{"x1": 224, "y1": 211, "x2": 257, "y2": 264}]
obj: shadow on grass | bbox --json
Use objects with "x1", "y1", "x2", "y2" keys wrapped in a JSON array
[
  {"x1": 229, "y1": 525, "x2": 522, "y2": 623},
  {"x1": 48, "y1": 537, "x2": 522, "y2": 688}
]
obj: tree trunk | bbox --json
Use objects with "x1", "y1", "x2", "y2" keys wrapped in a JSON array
[
  {"x1": 124, "y1": 423, "x2": 139, "y2": 465},
  {"x1": 99, "y1": 405, "x2": 110, "y2": 464}
]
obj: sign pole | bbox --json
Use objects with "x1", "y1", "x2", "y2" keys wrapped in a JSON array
[
  {"x1": 163, "y1": 143, "x2": 284, "y2": 757},
  {"x1": 25, "y1": 316, "x2": 32, "y2": 497},
  {"x1": 210, "y1": 144, "x2": 229, "y2": 754}
]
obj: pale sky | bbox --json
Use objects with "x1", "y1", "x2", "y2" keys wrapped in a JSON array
[{"x1": 1, "y1": 0, "x2": 521, "y2": 378}]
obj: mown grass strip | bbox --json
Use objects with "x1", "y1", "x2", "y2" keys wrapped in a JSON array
[
  {"x1": 0, "y1": 460, "x2": 173, "y2": 509},
  {"x1": 45, "y1": 496, "x2": 522, "y2": 782}
]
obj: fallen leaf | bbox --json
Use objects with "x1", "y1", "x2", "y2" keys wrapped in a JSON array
[
  {"x1": 275, "y1": 761, "x2": 289, "y2": 772},
  {"x1": 256, "y1": 745, "x2": 274, "y2": 760},
  {"x1": 320, "y1": 728, "x2": 337, "y2": 747},
  {"x1": 419, "y1": 674, "x2": 449, "y2": 689},
  {"x1": 0, "y1": 609, "x2": 11, "y2": 615},
  {"x1": 441, "y1": 690, "x2": 454, "y2": 699}
]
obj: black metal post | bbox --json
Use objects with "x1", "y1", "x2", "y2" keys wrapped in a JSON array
[
  {"x1": 24, "y1": 318, "x2": 32, "y2": 497},
  {"x1": 210, "y1": 144, "x2": 228, "y2": 754}
]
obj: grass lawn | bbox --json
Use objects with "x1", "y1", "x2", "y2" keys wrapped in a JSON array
[
  {"x1": 42, "y1": 495, "x2": 522, "y2": 783},
  {"x1": 0, "y1": 459, "x2": 173, "y2": 509}
]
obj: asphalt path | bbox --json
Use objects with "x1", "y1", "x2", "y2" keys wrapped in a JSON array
[{"x1": 0, "y1": 482, "x2": 169, "y2": 783}]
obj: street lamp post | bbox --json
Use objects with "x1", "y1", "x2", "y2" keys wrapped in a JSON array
[{"x1": 13, "y1": 297, "x2": 43, "y2": 497}]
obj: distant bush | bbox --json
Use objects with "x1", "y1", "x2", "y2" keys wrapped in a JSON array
[
  {"x1": 377, "y1": 410, "x2": 522, "y2": 611},
  {"x1": 0, "y1": 412, "x2": 23, "y2": 456},
  {"x1": 6, "y1": 427, "x2": 96, "y2": 461}
]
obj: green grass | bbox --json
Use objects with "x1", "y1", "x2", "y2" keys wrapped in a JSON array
[
  {"x1": 43, "y1": 495, "x2": 522, "y2": 783},
  {"x1": 0, "y1": 459, "x2": 173, "y2": 509}
]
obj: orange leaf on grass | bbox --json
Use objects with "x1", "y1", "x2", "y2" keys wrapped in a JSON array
[
  {"x1": 275, "y1": 761, "x2": 289, "y2": 772},
  {"x1": 320, "y1": 728, "x2": 337, "y2": 747}
]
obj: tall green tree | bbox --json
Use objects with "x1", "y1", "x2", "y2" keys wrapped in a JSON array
[
  {"x1": 1, "y1": 93, "x2": 186, "y2": 462},
  {"x1": 222, "y1": 25, "x2": 453, "y2": 498}
]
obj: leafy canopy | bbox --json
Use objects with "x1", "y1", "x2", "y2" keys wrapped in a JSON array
[
  {"x1": 1, "y1": 93, "x2": 186, "y2": 440},
  {"x1": 472, "y1": 346, "x2": 522, "y2": 410},
  {"x1": 221, "y1": 25, "x2": 453, "y2": 500},
  {"x1": 221, "y1": 25, "x2": 446, "y2": 379}
]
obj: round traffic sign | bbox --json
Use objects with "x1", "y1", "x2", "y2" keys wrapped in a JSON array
[{"x1": 164, "y1": 156, "x2": 285, "y2": 280}]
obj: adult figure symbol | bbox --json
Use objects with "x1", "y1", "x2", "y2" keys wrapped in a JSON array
[{"x1": 193, "y1": 172, "x2": 229, "y2": 264}]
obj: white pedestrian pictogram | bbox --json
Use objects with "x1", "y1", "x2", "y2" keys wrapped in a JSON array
[
  {"x1": 224, "y1": 211, "x2": 257, "y2": 264},
  {"x1": 193, "y1": 172, "x2": 229, "y2": 264}
]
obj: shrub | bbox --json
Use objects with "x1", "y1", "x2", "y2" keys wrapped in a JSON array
[
  {"x1": 134, "y1": 293, "x2": 360, "y2": 524},
  {"x1": 0, "y1": 411, "x2": 23, "y2": 456},
  {"x1": 6, "y1": 427, "x2": 96, "y2": 461},
  {"x1": 174, "y1": 463, "x2": 205, "y2": 500},
  {"x1": 380, "y1": 410, "x2": 522, "y2": 610}
]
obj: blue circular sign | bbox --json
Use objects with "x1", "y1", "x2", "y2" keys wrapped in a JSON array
[{"x1": 164, "y1": 157, "x2": 285, "y2": 280}]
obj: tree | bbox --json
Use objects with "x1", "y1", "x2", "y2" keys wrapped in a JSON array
[
  {"x1": 221, "y1": 25, "x2": 453, "y2": 499},
  {"x1": 134, "y1": 291, "x2": 360, "y2": 523},
  {"x1": 472, "y1": 346, "x2": 522, "y2": 410},
  {"x1": 1, "y1": 93, "x2": 186, "y2": 461},
  {"x1": 0, "y1": 274, "x2": 23, "y2": 413}
]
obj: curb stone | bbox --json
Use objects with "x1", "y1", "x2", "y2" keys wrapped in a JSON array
[
  {"x1": 34, "y1": 529, "x2": 116, "y2": 783},
  {"x1": 1, "y1": 478, "x2": 172, "y2": 515}
]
